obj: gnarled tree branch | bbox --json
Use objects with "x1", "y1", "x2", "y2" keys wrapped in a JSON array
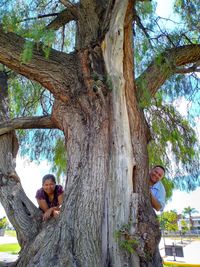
[
  {"x1": 0, "y1": 115, "x2": 57, "y2": 136},
  {"x1": 176, "y1": 66, "x2": 200, "y2": 74},
  {"x1": 60, "y1": 0, "x2": 75, "y2": 9},
  {"x1": 136, "y1": 44, "x2": 200, "y2": 99},
  {"x1": 46, "y1": 5, "x2": 78, "y2": 30},
  {"x1": 0, "y1": 25, "x2": 82, "y2": 103}
]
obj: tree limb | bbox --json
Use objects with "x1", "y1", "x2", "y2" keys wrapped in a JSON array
[
  {"x1": 176, "y1": 67, "x2": 200, "y2": 74},
  {"x1": 0, "y1": 115, "x2": 57, "y2": 136},
  {"x1": 0, "y1": 25, "x2": 80, "y2": 102},
  {"x1": 46, "y1": 6, "x2": 78, "y2": 30},
  {"x1": 60, "y1": 0, "x2": 75, "y2": 9},
  {"x1": 136, "y1": 44, "x2": 200, "y2": 98},
  {"x1": 21, "y1": 13, "x2": 59, "y2": 23}
]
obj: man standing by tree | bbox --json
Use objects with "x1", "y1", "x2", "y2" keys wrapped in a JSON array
[{"x1": 150, "y1": 166, "x2": 166, "y2": 211}]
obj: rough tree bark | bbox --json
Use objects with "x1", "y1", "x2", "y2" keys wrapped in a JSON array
[{"x1": 0, "y1": 0, "x2": 200, "y2": 266}]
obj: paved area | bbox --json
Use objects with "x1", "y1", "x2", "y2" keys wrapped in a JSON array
[
  {"x1": 0, "y1": 252, "x2": 18, "y2": 263},
  {"x1": 0, "y1": 236, "x2": 18, "y2": 245},
  {"x1": 160, "y1": 237, "x2": 200, "y2": 264}
]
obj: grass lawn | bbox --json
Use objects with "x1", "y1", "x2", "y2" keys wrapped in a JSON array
[
  {"x1": 0, "y1": 243, "x2": 20, "y2": 254},
  {"x1": 5, "y1": 230, "x2": 17, "y2": 237},
  {"x1": 164, "y1": 263, "x2": 200, "y2": 267}
]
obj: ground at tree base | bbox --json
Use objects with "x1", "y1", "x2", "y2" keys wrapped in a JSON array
[{"x1": 1, "y1": 236, "x2": 200, "y2": 266}]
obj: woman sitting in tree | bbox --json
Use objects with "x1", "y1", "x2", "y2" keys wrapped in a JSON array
[{"x1": 35, "y1": 174, "x2": 64, "y2": 221}]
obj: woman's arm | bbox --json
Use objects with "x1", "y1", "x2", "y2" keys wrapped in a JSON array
[
  {"x1": 58, "y1": 193, "x2": 64, "y2": 207},
  {"x1": 52, "y1": 193, "x2": 64, "y2": 218},
  {"x1": 37, "y1": 199, "x2": 54, "y2": 221},
  {"x1": 37, "y1": 199, "x2": 49, "y2": 212}
]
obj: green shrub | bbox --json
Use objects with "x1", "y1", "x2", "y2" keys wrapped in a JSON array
[{"x1": 0, "y1": 217, "x2": 9, "y2": 229}]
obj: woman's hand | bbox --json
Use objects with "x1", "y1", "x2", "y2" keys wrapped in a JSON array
[
  {"x1": 43, "y1": 208, "x2": 53, "y2": 221},
  {"x1": 53, "y1": 209, "x2": 60, "y2": 218}
]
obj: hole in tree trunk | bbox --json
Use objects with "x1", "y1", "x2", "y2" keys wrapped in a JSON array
[
  {"x1": 22, "y1": 202, "x2": 31, "y2": 216},
  {"x1": 132, "y1": 165, "x2": 136, "y2": 192}
]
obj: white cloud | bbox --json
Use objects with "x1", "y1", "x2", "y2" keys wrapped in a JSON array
[
  {"x1": 156, "y1": 0, "x2": 174, "y2": 18},
  {"x1": 173, "y1": 97, "x2": 192, "y2": 117}
]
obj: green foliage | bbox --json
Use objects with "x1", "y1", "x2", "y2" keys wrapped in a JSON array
[
  {"x1": 0, "y1": 1, "x2": 74, "y2": 177},
  {"x1": 136, "y1": 1, "x2": 154, "y2": 18},
  {"x1": 8, "y1": 74, "x2": 67, "y2": 178},
  {"x1": 135, "y1": 0, "x2": 200, "y2": 196},
  {"x1": 161, "y1": 178, "x2": 174, "y2": 201},
  {"x1": 118, "y1": 239, "x2": 138, "y2": 254},
  {"x1": 0, "y1": 217, "x2": 9, "y2": 229},
  {"x1": 183, "y1": 206, "x2": 198, "y2": 229},
  {"x1": 115, "y1": 224, "x2": 139, "y2": 254},
  {"x1": 137, "y1": 79, "x2": 152, "y2": 108},
  {"x1": 183, "y1": 206, "x2": 198, "y2": 218},
  {"x1": 135, "y1": 0, "x2": 200, "y2": 194},
  {"x1": 147, "y1": 91, "x2": 200, "y2": 192},
  {"x1": 21, "y1": 41, "x2": 34, "y2": 63},
  {"x1": 2, "y1": 11, "x2": 20, "y2": 33},
  {"x1": 8, "y1": 76, "x2": 47, "y2": 117},
  {"x1": 180, "y1": 219, "x2": 189, "y2": 234},
  {"x1": 51, "y1": 138, "x2": 67, "y2": 183},
  {"x1": 0, "y1": 0, "x2": 73, "y2": 60},
  {"x1": 19, "y1": 129, "x2": 65, "y2": 173},
  {"x1": 22, "y1": 27, "x2": 56, "y2": 60},
  {"x1": 158, "y1": 211, "x2": 178, "y2": 232},
  {"x1": 104, "y1": 75, "x2": 113, "y2": 91},
  {"x1": 174, "y1": 0, "x2": 200, "y2": 31}
]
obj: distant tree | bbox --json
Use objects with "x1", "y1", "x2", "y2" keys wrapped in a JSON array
[
  {"x1": 180, "y1": 219, "x2": 189, "y2": 234},
  {"x1": 0, "y1": 216, "x2": 9, "y2": 229},
  {"x1": 183, "y1": 206, "x2": 198, "y2": 229},
  {"x1": 159, "y1": 211, "x2": 179, "y2": 233}
]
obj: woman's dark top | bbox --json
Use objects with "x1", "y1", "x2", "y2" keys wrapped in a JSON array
[{"x1": 35, "y1": 185, "x2": 63, "y2": 208}]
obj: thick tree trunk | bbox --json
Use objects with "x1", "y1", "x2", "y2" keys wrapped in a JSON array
[{"x1": 0, "y1": 1, "x2": 162, "y2": 267}]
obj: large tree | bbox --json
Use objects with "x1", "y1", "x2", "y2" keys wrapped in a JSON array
[{"x1": 0, "y1": 0, "x2": 199, "y2": 266}]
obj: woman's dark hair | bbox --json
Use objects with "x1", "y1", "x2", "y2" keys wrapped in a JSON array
[{"x1": 42, "y1": 174, "x2": 56, "y2": 185}]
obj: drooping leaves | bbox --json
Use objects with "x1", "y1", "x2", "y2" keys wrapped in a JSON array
[
  {"x1": 147, "y1": 92, "x2": 200, "y2": 192},
  {"x1": 135, "y1": 0, "x2": 200, "y2": 193}
]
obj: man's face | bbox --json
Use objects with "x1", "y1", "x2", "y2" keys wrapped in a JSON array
[{"x1": 150, "y1": 167, "x2": 164, "y2": 184}]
